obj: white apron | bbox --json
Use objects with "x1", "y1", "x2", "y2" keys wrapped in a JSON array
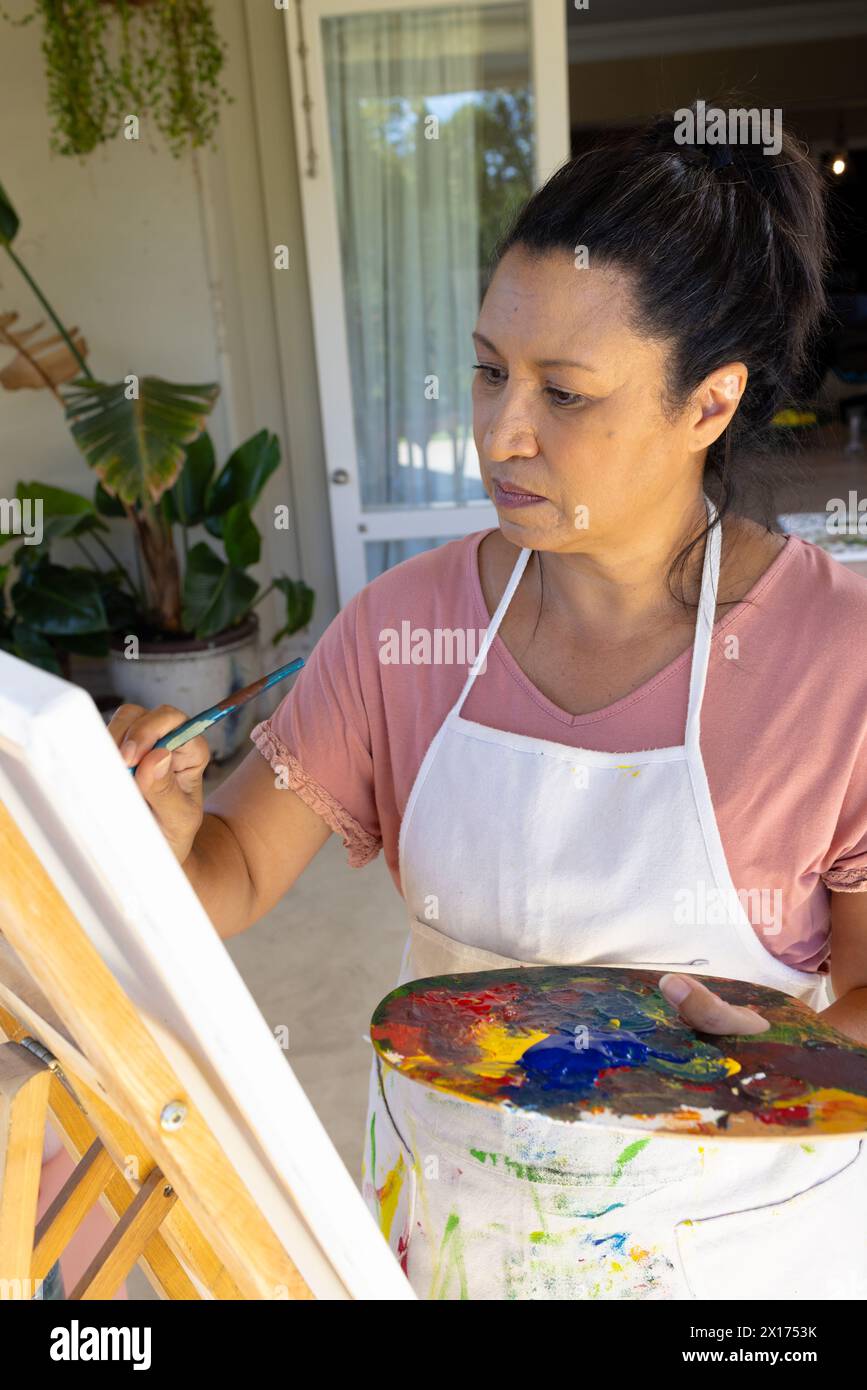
[{"x1": 362, "y1": 498, "x2": 867, "y2": 1300}]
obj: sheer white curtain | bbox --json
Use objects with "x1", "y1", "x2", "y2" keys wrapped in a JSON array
[{"x1": 323, "y1": 6, "x2": 486, "y2": 574}]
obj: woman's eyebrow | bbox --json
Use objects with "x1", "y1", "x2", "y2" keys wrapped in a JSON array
[{"x1": 471, "y1": 331, "x2": 598, "y2": 373}]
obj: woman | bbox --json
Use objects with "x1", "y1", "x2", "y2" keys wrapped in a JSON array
[{"x1": 111, "y1": 109, "x2": 867, "y2": 1300}]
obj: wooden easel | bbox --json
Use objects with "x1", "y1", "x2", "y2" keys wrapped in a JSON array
[
  {"x1": 0, "y1": 648, "x2": 412, "y2": 1302},
  {"x1": 0, "y1": 798, "x2": 312, "y2": 1301}
]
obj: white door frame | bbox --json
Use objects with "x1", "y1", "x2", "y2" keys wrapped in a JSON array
[{"x1": 282, "y1": 0, "x2": 570, "y2": 602}]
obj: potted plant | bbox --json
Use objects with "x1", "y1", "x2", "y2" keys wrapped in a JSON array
[
  {"x1": 1, "y1": 0, "x2": 232, "y2": 158},
  {"x1": 0, "y1": 181, "x2": 314, "y2": 759}
]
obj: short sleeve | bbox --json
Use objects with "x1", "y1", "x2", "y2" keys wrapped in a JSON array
[
  {"x1": 821, "y1": 735, "x2": 867, "y2": 893},
  {"x1": 250, "y1": 593, "x2": 382, "y2": 867},
  {"x1": 822, "y1": 861, "x2": 867, "y2": 893}
]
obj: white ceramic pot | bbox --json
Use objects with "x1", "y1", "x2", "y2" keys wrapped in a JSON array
[{"x1": 108, "y1": 614, "x2": 262, "y2": 763}]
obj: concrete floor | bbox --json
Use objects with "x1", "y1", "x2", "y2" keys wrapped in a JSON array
[{"x1": 220, "y1": 782, "x2": 408, "y2": 1180}]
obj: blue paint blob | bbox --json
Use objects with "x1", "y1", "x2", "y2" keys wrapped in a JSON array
[
  {"x1": 589, "y1": 1232, "x2": 629, "y2": 1253},
  {"x1": 520, "y1": 1029, "x2": 648, "y2": 1087},
  {"x1": 573, "y1": 1202, "x2": 625, "y2": 1220},
  {"x1": 519, "y1": 1028, "x2": 685, "y2": 1093}
]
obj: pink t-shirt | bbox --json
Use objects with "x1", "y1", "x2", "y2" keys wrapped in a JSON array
[{"x1": 251, "y1": 529, "x2": 867, "y2": 972}]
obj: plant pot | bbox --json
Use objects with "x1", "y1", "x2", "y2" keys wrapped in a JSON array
[{"x1": 108, "y1": 614, "x2": 262, "y2": 764}]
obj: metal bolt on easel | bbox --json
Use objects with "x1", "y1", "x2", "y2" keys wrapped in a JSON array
[{"x1": 160, "y1": 1100, "x2": 187, "y2": 1131}]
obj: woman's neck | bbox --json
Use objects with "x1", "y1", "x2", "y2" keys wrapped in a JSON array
[
  {"x1": 527, "y1": 494, "x2": 711, "y2": 642},
  {"x1": 483, "y1": 506, "x2": 786, "y2": 653}
]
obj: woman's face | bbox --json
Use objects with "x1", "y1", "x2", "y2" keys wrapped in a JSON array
[{"x1": 471, "y1": 246, "x2": 728, "y2": 555}]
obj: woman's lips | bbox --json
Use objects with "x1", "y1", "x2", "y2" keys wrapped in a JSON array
[{"x1": 492, "y1": 479, "x2": 547, "y2": 509}]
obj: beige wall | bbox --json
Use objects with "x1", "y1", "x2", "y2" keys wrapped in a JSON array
[
  {"x1": 0, "y1": 0, "x2": 337, "y2": 646},
  {"x1": 0, "y1": 19, "x2": 228, "y2": 548}
]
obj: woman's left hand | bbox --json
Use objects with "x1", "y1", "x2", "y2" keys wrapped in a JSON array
[{"x1": 659, "y1": 973, "x2": 770, "y2": 1034}]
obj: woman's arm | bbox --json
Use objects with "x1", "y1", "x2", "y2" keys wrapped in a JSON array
[
  {"x1": 190, "y1": 751, "x2": 332, "y2": 938},
  {"x1": 822, "y1": 890, "x2": 867, "y2": 1045},
  {"x1": 108, "y1": 703, "x2": 333, "y2": 940}
]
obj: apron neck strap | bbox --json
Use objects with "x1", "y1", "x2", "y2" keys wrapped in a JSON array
[
  {"x1": 453, "y1": 543, "x2": 532, "y2": 713},
  {"x1": 454, "y1": 496, "x2": 721, "y2": 736}
]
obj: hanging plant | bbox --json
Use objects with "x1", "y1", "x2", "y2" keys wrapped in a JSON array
[{"x1": 1, "y1": 0, "x2": 232, "y2": 158}]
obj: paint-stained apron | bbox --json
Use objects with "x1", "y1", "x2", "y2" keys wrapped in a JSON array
[{"x1": 362, "y1": 498, "x2": 867, "y2": 1300}]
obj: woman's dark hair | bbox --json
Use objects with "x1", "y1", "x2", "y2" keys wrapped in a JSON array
[{"x1": 488, "y1": 101, "x2": 832, "y2": 607}]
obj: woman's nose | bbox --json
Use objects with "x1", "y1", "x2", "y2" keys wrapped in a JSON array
[{"x1": 483, "y1": 401, "x2": 539, "y2": 462}]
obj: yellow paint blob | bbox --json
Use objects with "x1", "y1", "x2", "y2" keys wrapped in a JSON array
[
  {"x1": 773, "y1": 1086, "x2": 867, "y2": 1132},
  {"x1": 377, "y1": 1154, "x2": 405, "y2": 1243},
  {"x1": 465, "y1": 1019, "x2": 550, "y2": 1082}
]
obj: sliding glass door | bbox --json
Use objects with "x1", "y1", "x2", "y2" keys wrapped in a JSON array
[{"x1": 283, "y1": 0, "x2": 569, "y2": 599}]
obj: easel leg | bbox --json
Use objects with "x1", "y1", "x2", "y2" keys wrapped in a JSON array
[
  {"x1": 0, "y1": 1041, "x2": 50, "y2": 1299},
  {"x1": 32, "y1": 1139, "x2": 115, "y2": 1281},
  {"x1": 70, "y1": 1166, "x2": 178, "y2": 1300}
]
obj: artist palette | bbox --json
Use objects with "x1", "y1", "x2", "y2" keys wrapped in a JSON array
[{"x1": 370, "y1": 966, "x2": 867, "y2": 1139}]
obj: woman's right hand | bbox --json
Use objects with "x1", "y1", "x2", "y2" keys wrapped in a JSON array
[{"x1": 107, "y1": 703, "x2": 210, "y2": 864}]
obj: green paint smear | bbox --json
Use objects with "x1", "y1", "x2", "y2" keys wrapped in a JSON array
[
  {"x1": 431, "y1": 1210, "x2": 469, "y2": 1301},
  {"x1": 468, "y1": 1148, "x2": 578, "y2": 1185},
  {"x1": 612, "y1": 1138, "x2": 650, "y2": 1184},
  {"x1": 469, "y1": 1148, "x2": 497, "y2": 1166},
  {"x1": 529, "y1": 1229, "x2": 575, "y2": 1246},
  {"x1": 530, "y1": 1181, "x2": 547, "y2": 1234}
]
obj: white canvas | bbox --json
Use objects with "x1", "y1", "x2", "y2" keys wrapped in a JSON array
[{"x1": 0, "y1": 649, "x2": 414, "y2": 1300}]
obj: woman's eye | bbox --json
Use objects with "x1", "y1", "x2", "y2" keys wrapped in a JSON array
[
  {"x1": 472, "y1": 362, "x2": 505, "y2": 386},
  {"x1": 472, "y1": 364, "x2": 587, "y2": 409},
  {"x1": 545, "y1": 387, "x2": 587, "y2": 408}
]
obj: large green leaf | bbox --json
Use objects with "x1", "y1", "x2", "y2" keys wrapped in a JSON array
[
  {"x1": 13, "y1": 480, "x2": 108, "y2": 543},
  {"x1": 50, "y1": 630, "x2": 110, "y2": 658},
  {"x1": 10, "y1": 540, "x2": 52, "y2": 572},
  {"x1": 11, "y1": 563, "x2": 107, "y2": 635},
  {"x1": 272, "y1": 576, "x2": 315, "y2": 642},
  {"x1": 221, "y1": 502, "x2": 261, "y2": 568},
  {"x1": 181, "y1": 542, "x2": 258, "y2": 640},
  {"x1": 98, "y1": 573, "x2": 140, "y2": 632},
  {"x1": 6, "y1": 623, "x2": 62, "y2": 675},
  {"x1": 0, "y1": 181, "x2": 19, "y2": 245},
  {"x1": 16, "y1": 481, "x2": 93, "y2": 517},
  {"x1": 205, "y1": 430, "x2": 280, "y2": 536},
  {"x1": 64, "y1": 377, "x2": 220, "y2": 507},
  {"x1": 93, "y1": 481, "x2": 126, "y2": 517},
  {"x1": 164, "y1": 431, "x2": 216, "y2": 527}
]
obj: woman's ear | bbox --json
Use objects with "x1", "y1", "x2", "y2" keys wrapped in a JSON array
[{"x1": 689, "y1": 363, "x2": 748, "y2": 451}]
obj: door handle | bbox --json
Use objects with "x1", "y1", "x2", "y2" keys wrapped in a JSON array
[{"x1": 330, "y1": 468, "x2": 350, "y2": 485}]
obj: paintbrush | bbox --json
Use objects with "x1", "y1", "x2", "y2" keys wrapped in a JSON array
[{"x1": 128, "y1": 656, "x2": 305, "y2": 774}]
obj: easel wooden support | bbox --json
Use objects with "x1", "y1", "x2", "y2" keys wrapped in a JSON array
[
  {"x1": 0, "y1": 798, "x2": 312, "y2": 1301},
  {"x1": 0, "y1": 651, "x2": 413, "y2": 1301}
]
